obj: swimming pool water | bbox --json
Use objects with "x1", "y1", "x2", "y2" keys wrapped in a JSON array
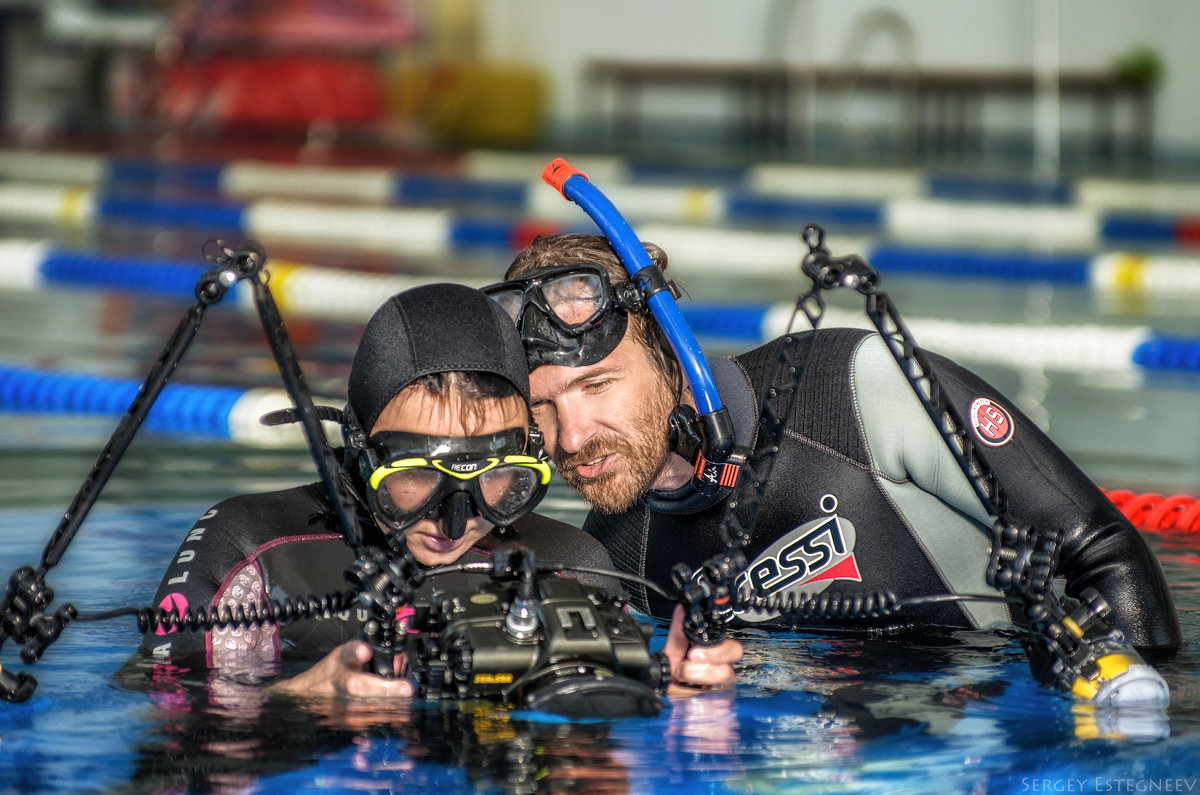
[{"x1": 0, "y1": 499, "x2": 1198, "y2": 794}]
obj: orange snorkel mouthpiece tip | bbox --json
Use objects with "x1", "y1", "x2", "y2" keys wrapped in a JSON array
[{"x1": 542, "y1": 158, "x2": 589, "y2": 198}]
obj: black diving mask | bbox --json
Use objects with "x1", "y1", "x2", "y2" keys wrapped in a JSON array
[
  {"x1": 360, "y1": 428, "x2": 551, "y2": 540},
  {"x1": 482, "y1": 264, "x2": 647, "y2": 369}
]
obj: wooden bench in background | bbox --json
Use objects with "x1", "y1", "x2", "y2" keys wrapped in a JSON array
[{"x1": 584, "y1": 59, "x2": 1155, "y2": 163}]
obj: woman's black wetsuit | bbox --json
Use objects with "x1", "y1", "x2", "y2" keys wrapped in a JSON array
[
  {"x1": 585, "y1": 328, "x2": 1181, "y2": 651},
  {"x1": 138, "y1": 483, "x2": 614, "y2": 666}
]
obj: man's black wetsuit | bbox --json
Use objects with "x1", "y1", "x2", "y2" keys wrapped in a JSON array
[
  {"x1": 139, "y1": 483, "x2": 615, "y2": 667},
  {"x1": 585, "y1": 328, "x2": 1181, "y2": 651}
]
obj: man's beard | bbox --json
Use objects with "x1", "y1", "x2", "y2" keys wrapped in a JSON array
[{"x1": 556, "y1": 379, "x2": 677, "y2": 514}]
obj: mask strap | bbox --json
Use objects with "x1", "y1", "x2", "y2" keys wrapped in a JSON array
[
  {"x1": 527, "y1": 422, "x2": 547, "y2": 460},
  {"x1": 341, "y1": 404, "x2": 381, "y2": 490}
]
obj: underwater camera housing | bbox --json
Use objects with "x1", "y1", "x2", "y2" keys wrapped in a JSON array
[{"x1": 405, "y1": 551, "x2": 671, "y2": 718}]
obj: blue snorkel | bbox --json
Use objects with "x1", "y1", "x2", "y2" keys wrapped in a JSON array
[{"x1": 542, "y1": 159, "x2": 741, "y2": 502}]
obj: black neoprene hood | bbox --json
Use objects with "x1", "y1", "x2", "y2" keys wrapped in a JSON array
[{"x1": 347, "y1": 283, "x2": 531, "y2": 434}]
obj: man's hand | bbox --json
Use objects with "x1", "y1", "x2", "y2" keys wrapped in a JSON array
[
  {"x1": 270, "y1": 640, "x2": 413, "y2": 699},
  {"x1": 662, "y1": 604, "x2": 743, "y2": 697}
]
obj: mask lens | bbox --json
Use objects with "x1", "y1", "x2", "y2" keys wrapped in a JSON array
[
  {"x1": 477, "y1": 464, "x2": 542, "y2": 519},
  {"x1": 377, "y1": 468, "x2": 442, "y2": 518},
  {"x1": 542, "y1": 271, "x2": 607, "y2": 328},
  {"x1": 488, "y1": 287, "x2": 525, "y2": 323}
]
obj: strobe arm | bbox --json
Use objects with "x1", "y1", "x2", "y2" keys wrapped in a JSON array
[
  {"x1": 798, "y1": 225, "x2": 1169, "y2": 705},
  {"x1": 0, "y1": 253, "x2": 248, "y2": 702}
]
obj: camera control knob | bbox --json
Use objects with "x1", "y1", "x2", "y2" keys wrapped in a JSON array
[{"x1": 505, "y1": 594, "x2": 539, "y2": 641}]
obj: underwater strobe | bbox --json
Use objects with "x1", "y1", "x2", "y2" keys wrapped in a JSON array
[
  {"x1": 983, "y1": 518, "x2": 1169, "y2": 707},
  {"x1": 1028, "y1": 585, "x2": 1170, "y2": 705},
  {"x1": 405, "y1": 550, "x2": 670, "y2": 718}
]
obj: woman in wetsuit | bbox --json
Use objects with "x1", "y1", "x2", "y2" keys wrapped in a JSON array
[{"x1": 138, "y1": 282, "x2": 741, "y2": 698}]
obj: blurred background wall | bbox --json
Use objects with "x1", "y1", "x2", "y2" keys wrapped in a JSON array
[
  {"x1": 482, "y1": 0, "x2": 1191, "y2": 171},
  {"x1": 3, "y1": 0, "x2": 1194, "y2": 174}
]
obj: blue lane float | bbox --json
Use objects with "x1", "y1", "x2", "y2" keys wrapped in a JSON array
[
  {"x1": 38, "y1": 249, "x2": 213, "y2": 297},
  {"x1": 393, "y1": 173, "x2": 529, "y2": 208},
  {"x1": 1132, "y1": 337, "x2": 1200, "y2": 372},
  {"x1": 926, "y1": 173, "x2": 1074, "y2": 205},
  {"x1": 104, "y1": 158, "x2": 226, "y2": 190},
  {"x1": 0, "y1": 367, "x2": 242, "y2": 438},
  {"x1": 723, "y1": 193, "x2": 885, "y2": 227},
  {"x1": 0, "y1": 366, "x2": 342, "y2": 446},
  {"x1": 96, "y1": 194, "x2": 247, "y2": 231},
  {"x1": 1101, "y1": 214, "x2": 1176, "y2": 244},
  {"x1": 866, "y1": 244, "x2": 1091, "y2": 283}
]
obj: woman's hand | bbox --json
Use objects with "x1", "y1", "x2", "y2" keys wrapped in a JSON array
[{"x1": 270, "y1": 640, "x2": 413, "y2": 699}]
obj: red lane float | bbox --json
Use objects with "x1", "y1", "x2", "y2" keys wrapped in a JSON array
[{"x1": 1103, "y1": 488, "x2": 1200, "y2": 534}]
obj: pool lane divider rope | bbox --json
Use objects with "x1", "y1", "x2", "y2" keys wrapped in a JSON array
[
  {"x1": 699, "y1": 302, "x2": 1200, "y2": 376},
  {"x1": 1101, "y1": 490, "x2": 1200, "y2": 534},
  {"x1": 4, "y1": 204, "x2": 1200, "y2": 295},
  {"x1": 3, "y1": 240, "x2": 1199, "y2": 377},
  {"x1": 4, "y1": 178, "x2": 1200, "y2": 257},
  {"x1": 0, "y1": 239, "x2": 492, "y2": 319},
  {"x1": 2, "y1": 363, "x2": 1194, "y2": 535},
  {"x1": 7, "y1": 147, "x2": 1200, "y2": 215}
]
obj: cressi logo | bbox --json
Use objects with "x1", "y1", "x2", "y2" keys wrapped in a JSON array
[
  {"x1": 970, "y1": 398, "x2": 1014, "y2": 447},
  {"x1": 155, "y1": 592, "x2": 189, "y2": 635},
  {"x1": 734, "y1": 495, "x2": 861, "y2": 623}
]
